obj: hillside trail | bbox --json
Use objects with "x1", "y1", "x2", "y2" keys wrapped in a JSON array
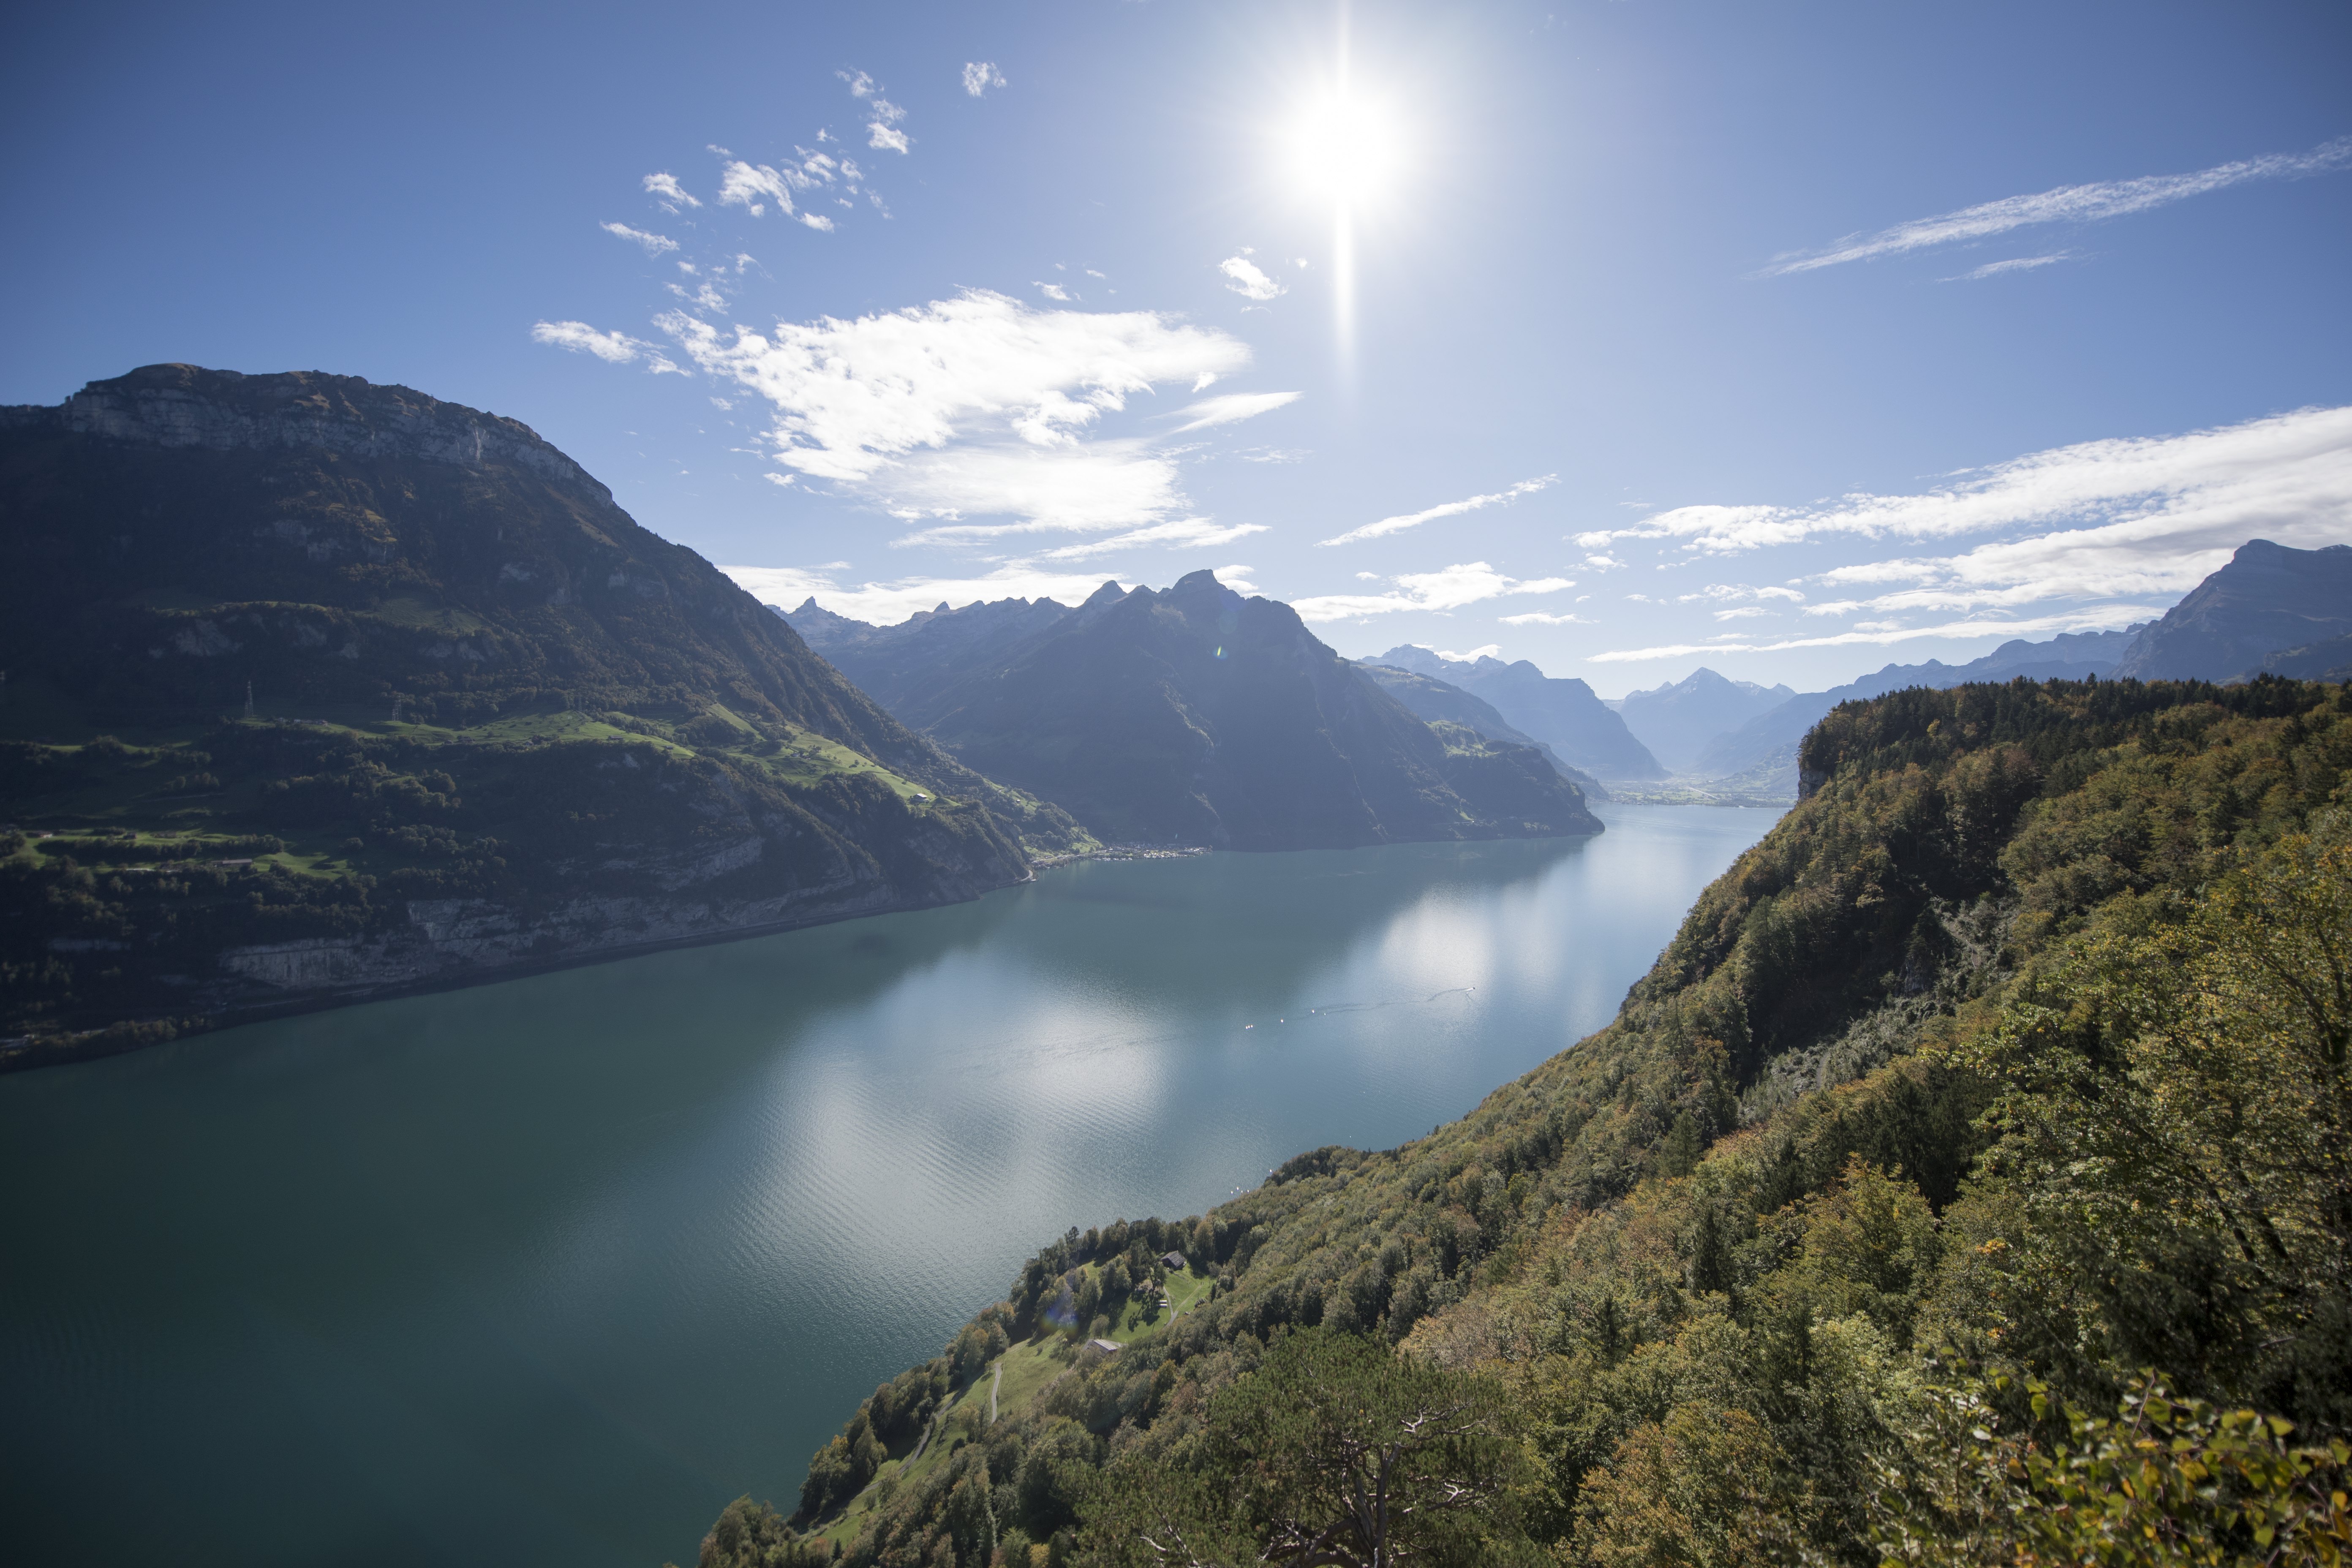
[{"x1": 988, "y1": 1362, "x2": 1001, "y2": 1424}]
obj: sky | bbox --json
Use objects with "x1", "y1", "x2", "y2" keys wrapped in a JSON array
[{"x1": 5, "y1": 0, "x2": 2349, "y2": 697}]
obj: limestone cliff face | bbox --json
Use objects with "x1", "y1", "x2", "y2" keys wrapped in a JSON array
[{"x1": 0, "y1": 365, "x2": 1084, "y2": 1065}]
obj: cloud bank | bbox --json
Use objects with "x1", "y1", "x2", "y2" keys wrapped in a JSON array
[
  {"x1": 1576, "y1": 406, "x2": 2352, "y2": 617},
  {"x1": 659, "y1": 289, "x2": 1295, "y2": 544}
]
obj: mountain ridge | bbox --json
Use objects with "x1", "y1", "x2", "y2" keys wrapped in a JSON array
[
  {"x1": 1371, "y1": 645, "x2": 1666, "y2": 780},
  {"x1": 784, "y1": 576, "x2": 1603, "y2": 851},
  {"x1": 0, "y1": 364, "x2": 1086, "y2": 1065}
]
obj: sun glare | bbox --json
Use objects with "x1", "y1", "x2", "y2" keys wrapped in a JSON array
[
  {"x1": 1286, "y1": 90, "x2": 1404, "y2": 207},
  {"x1": 1277, "y1": 5, "x2": 1416, "y2": 370}
]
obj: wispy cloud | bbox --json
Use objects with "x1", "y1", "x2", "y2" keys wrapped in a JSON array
[
  {"x1": 963, "y1": 61, "x2": 1006, "y2": 97},
  {"x1": 642, "y1": 172, "x2": 701, "y2": 210},
  {"x1": 530, "y1": 320, "x2": 687, "y2": 375},
  {"x1": 1947, "y1": 253, "x2": 2072, "y2": 281},
  {"x1": 726, "y1": 562, "x2": 1134, "y2": 625},
  {"x1": 1034, "y1": 519, "x2": 1269, "y2": 561},
  {"x1": 1767, "y1": 135, "x2": 2352, "y2": 275},
  {"x1": 1497, "y1": 611, "x2": 1589, "y2": 626},
  {"x1": 1574, "y1": 406, "x2": 2352, "y2": 617},
  {"x1": 602, "y1": 221, "x2": 678, "y2": 255},
  {"x1": 1035, "y1": 281, "x2": 1072, "y2": 302},
  {"x1": 1291, "y1": 562, "x2": 1573, "y2": 622},
  {"x1": 658, "y1": 290, "x2": 1278, "y2": 542},
  {"x1": 1318, "y1": 474, "x2": 1557, "y2": 547},
  {"x1": 1220, "y1": 253, "x2": 1285, "y2": 301},
  {"x1": 1168, "y1": 390, "x2": 1302, "y2": 433}
]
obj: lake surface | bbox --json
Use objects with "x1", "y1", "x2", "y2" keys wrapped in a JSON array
[{"x1": 0, "y1": 804, "x2": 1778, "y2": 1568}]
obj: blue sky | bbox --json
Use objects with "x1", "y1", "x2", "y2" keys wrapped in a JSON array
[{"x1": 6, "y1": 0, "x2": 2348, "y2": 695}]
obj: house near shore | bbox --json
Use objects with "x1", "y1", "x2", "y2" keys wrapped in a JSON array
[{"x1": 1160, "y1": 1251, "x2": 1185, "y2": 1271}]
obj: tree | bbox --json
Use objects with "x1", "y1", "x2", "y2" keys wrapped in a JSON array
[
  {"x1": 1947, "y1": 817, "x2": 2352, "y2": 1424},
  {"x1": 1864, "y1": 1365, "x2": 2352, "y2": 1568},
  {"x1": 1084, "y1": 1328, "x2": 1536, "y2": 1566}
]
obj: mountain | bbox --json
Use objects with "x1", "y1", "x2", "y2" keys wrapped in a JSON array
[
  {"x1": 1352, "y1": 661, "x2": 1610, "y2": 801},
  {"x1": 2112, "y1": 538, "x2": 2352, "y2": 681},
  {"x1": 1614, "y1": 667, "x2": 1795, "y2": 773},
  {"x1": 1371, "y1": 646, "x2": 1666, "y2": 780},
  {"x1": 2244, "y1": 633, "x2": 2352, "y2": 684},
  {"x1": 0, "y1": 364, "x2": 1083, "y2": 1065},
  {"x1": 710, "y1": 673, "x2": 2352, "y2": 1568},
  {"x1": 789, "y1": 594, "x2": 1073, "y2": 713},
  {"x1": 787, "y1": 574, "x2": 1601, "y2": 850},
  {"x1": 1694, "y1": 625, "x2": 2143, "y2": 784}
]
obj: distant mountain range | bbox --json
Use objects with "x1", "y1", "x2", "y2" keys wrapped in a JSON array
[
  {"x1": 1366, "y1": 647, "x2": 1665, "y2": 780},
  {"x1": 787, "y1": 576, "x2": 1601, "y2": 850},
  {"x1": 0, "y1": 364, "x2": 1085, "y2": 1062},
  {"x1": 1348, "y1": 538, "x2": 2350, "y2": 804},
  {"x1": 1613, "y1": 668, "x2": 1796, "y2": 773},
  {"x1": 1694, "y1": 626, "x2": 2145, "y2": 785}
]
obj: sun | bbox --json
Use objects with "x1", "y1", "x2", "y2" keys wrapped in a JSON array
[{"x1": 1284, "y1": 87, "x2": 1406, "y2": 210}]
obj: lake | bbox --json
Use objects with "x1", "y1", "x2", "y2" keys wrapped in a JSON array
[{"x1": 0, "y1": 803, "x2": 1780, "y2": 1567}]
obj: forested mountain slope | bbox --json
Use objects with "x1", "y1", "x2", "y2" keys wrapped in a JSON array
[
  {"x1": 0, "y1": 365, "x2": 1085, "y2": 1067},
  {"x1": 691, "y1": 674, "x2": 2352, "y2": 1568}
]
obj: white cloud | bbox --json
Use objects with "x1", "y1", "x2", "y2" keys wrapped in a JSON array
[
  {"x1": 1498, "y1": 611, "x2": 1589, "y2": 626},
  {"x1": 869, "y1": 121, "x2": 911, "y2": 155},
  {"x1": 530, "y1": 320, "x2": 685, "y2": 375},
  {"x1": 1319, "y1": 474, "x2": 1557, "y2": 547},
  {"x1": 1034, "y1": 519, "x2": 1270, "y2": 561},
  {"x1": 726, "y1": 561, "x2": 1135, "y2": 625},
  {"x1": 657, "y1": 291, "x2": 1254, "y2": 543},
  {"x1": 1713, "y1": 607, "x2": 1772, "y2": 621},
  {"x1": 602, "y1": 221, "x2": 678, "y2": 255},
  {"x1": 1168, "y1": 390, "x2": 1302, "y2": 433},
  {"x1": 1768, "y1": 136, "x2": 2352, "y2": 275},
  {"x1": 1585, "y1": 604, "x2": 2153, "y2": 663},
  {"x1": 963, "y1": 61, "x2": 1007, "y2": 96},
  {"x1": 1219, "y1": 255, "x2": 1285, "y2": 301},
  {"x1": 718, "y1": 161, "x2": 800, "y2": 218},
  {"x1": 1948, "y1": 253, "x2": 2072, "y2": 281},
  {"x1": 642, "y1": 172, "x2": 701, "y2": 210},
  {"x1": 1290, "y1": 561, "x2": 1574, "y2": 622},
  {"x1": 1579, "y1": 406, "x2": 2352, "y2": 613},
  {"x1": 1035, "y1": 281, "x2": 1072, "y2": 302}
]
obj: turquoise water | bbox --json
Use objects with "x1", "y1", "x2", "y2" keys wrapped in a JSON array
[{"x1": 0, "y1": 804, "x2": 1779, "y2": 1567}]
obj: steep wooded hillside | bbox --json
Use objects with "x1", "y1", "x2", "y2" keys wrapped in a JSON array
[{"x1": 690, "y1": 674, "x2": 2352, "y2": 1568}]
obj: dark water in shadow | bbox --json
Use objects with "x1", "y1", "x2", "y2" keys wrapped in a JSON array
[{"x1": 0, "y1": 804, "x2": 1779, "y2": 1567}]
